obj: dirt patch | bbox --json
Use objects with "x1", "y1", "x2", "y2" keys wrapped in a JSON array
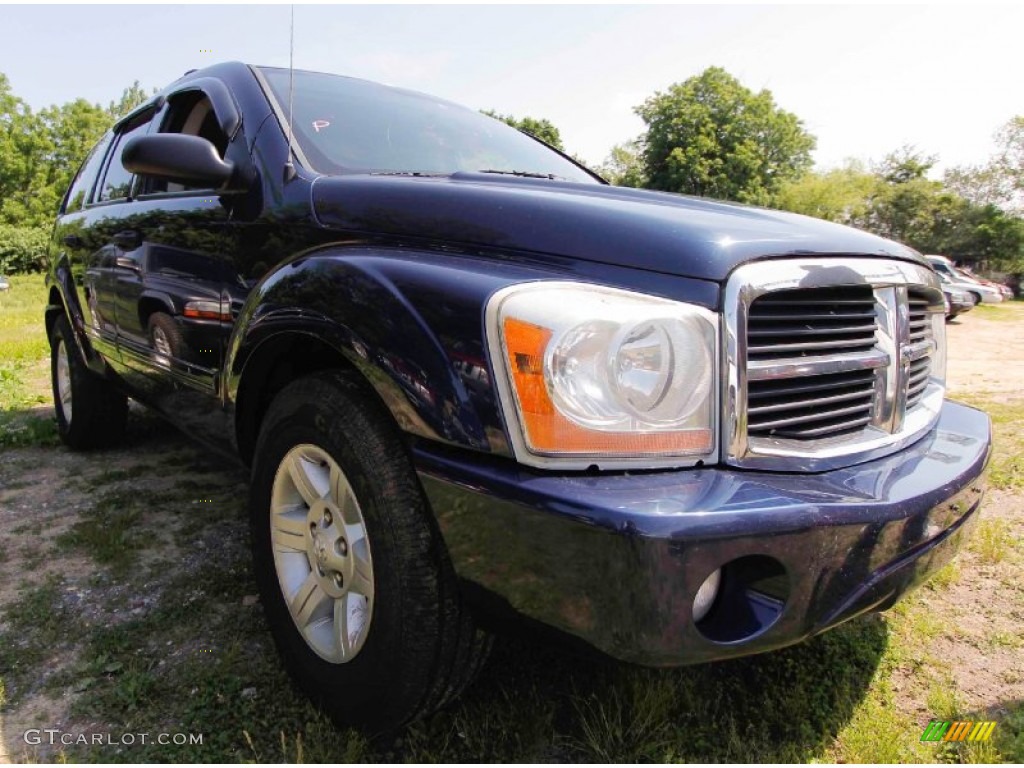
[{"x1": 946, "y1": 304, "x2": 1024, "y2": 397}]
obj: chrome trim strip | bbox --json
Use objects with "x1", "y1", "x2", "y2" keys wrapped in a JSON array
[
  {"x1": 747, "y1": 349, "x2": 890, "y2": 381},
  {"x1": 722, "y1": 257, "x2": 944, "y2": 472}
]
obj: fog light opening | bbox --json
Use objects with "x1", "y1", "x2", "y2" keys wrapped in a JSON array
[
  {"x1": 692, "y1": 568, "x2": 722, "y2": 622},
  {"x1": 695, "y1": 555, "x2": 789, "y2": 644}
]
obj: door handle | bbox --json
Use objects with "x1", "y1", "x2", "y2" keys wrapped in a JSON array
[
  {"x1": 113, "y1": 230, "x2": 142, "y2": 249},
  {"x1": 63, "y1": 234, "x2": 83, "y2": 248}
]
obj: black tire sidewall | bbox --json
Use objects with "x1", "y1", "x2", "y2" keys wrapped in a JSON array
[{"x1": 49, "y1": 315, "x2": 127, "y2": 450}]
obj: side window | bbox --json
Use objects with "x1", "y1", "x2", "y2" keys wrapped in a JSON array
[
  {"x1": 97, "y1": 118, "x2": 151, "y2": 203},
  {"x1": 63, "y1": 133, "x2": 113, "y2": 214},
  {"x1": 146, "y1": 92, "x2": 230, "y2": 194}
]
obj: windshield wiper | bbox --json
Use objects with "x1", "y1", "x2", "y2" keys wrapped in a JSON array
[
  {"x1": 370, "y1": 171, "x2": 448, "y2": 177},
  {"x1": 478, "y1": 169, "x2": 564, "y2": 180}
]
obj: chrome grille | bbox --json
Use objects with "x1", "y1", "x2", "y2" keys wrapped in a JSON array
[
  {"x1": 747, "y1": 286, "x2": 878, "y2": 440},
  {"x1": 723, "y1": 258, "x2": 946, "y2": 471},
  {"x1": 747, "y1": 285, "x2": 877, "y2": 360},
  {"x1": 906, "y1": 289, "x2": 933, "y2": 410}
]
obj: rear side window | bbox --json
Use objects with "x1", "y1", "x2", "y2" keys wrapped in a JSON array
[
  {"x1": 98, "y1": 119, "x2": 151, "y2": 202},
  {"x1": 63, "y1": 133, "x2": 113, "y2": 214}
]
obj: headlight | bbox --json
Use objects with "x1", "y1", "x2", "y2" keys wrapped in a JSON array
[{"x1": 486, "y1": 282, "x2": 717, "y2": 469}]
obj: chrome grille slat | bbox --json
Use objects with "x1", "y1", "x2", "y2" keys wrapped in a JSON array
[
  {"x1": 748, "y1": 311, "x2": 876, "y2": 321},
  {"x1": 748, "y1": 323, "x2": 877, "y2": 337},
  {"x1": 770, "y1": 414, "x2": 873, "y2": 438},
  {"x1": 748, "y1": 387, "x2": 875, "y2": 416},
  {"x1": 748, "y1": 370, "x2": 875, "y2": 399},
  {"x1": 750, "y1": 400, "x2": 874, "y2": 432},
  {"x1": 747, "y1": 337, "x2": 877, "y2": 357},
  {"x1": 747, "y1": 349, "x2": 888, "y2": 380}
]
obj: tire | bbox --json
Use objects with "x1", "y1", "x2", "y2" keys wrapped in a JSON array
[
  {"x1": 147, "y1": 311, "x2": 186, "y2": 363},
  {"x1": 969, "y1": 291, "x2": 982, "y2": 306},
  {"x1": 249, "y1": 370, "x2": 491, "y2": 733},
  {"x1": 49, "y1": 314, "x2": 128, "y2": 450}
]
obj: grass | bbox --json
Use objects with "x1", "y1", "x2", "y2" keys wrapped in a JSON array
[
  {"x1": 0, "y1": 273, "x2": 56, "y2": 448},
  {"x1": 953, "y1": 395, "x2": 1024, "y2": 491},
  {"x1": 972, "y1": 302, "x2": 1019, "y2": 321},
  {"x1": 1, "y1": 274, "x2": 1022, "y2": 762},
  {"x1": 54, "y1": 490, "x2": 146, "y2": 577}
]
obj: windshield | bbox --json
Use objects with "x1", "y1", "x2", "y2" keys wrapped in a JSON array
[{"x1": 259, "y1": 67, "x2": 597, "y2": 182}]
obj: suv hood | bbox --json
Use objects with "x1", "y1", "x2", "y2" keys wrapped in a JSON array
[{"x1": 311, "y1": 173, "x2": 926, "y2": 282}]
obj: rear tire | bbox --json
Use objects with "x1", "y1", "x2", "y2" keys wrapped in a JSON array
[
  {"x1": 249, "y1": 370, "x2": 490, "y2": 733},
  {"x1": 49, "y1": 314, "x2": 128, "y2": 450},
  {"x1": 147, "y1": 311, "x2": 186, "y2": 363}
]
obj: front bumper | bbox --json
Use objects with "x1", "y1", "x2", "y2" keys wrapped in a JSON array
[{"x1": 415, "y1": 401, "x2": 990, "y2": 667}]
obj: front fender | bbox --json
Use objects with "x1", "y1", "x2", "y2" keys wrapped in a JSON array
[
  {"x1": 46, "y1": 252, "x2": 96, "y2": 367},
  {"x1": 226, "y1": 247, "x2": 534, "y2": 455}
]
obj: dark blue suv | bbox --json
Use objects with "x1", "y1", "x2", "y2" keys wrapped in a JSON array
[{"x1": 45, "y1": 62, "x2": 991, "y2": 732}]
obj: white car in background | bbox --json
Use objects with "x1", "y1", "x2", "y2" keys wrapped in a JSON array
[{"x1": 926, "y1": 255, "x2": 1004, "y2": 304}]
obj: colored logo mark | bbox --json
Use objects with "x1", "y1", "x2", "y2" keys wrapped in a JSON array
[{"x1": 920, "y1": 720, "x2": 996, "y2": 742}]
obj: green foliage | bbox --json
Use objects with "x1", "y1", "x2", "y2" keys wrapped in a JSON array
[
  {"x1": 0, "y1": 273, "x2": 56, "y2": 449},
  {"x1": 635, "y1": 66, "x2": 815, "y2": 204},
  {"x1": 774, "y1": 147, "x2": 1024, "y2": 272},
  {"x1": 481, "y1": 110, "x2": 565, "y2": 151},
  {"x1": 0, "y1": 223, "x2": 49, "y2": 273},
  {"x1": 773, "y1": 162, "x2": 876, "y2": 225},
  {"x1": 599, "y1": 141, "x2": 646, "y2": 188},
  {"x1": 0, "y1": 72, "x2": 152, "y2": 231}
]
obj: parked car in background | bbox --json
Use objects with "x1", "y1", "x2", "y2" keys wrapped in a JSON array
[
  {"x1": 45, "y1": 61, "x2": 992, "y2": 732},
  {"x1": 0, "y1": 275, "x2": 10, "y2": 292},
  {"x1": 926, "y1": 255, "x2": 1004, "y2": 304},
  {"x1": 938, "y1": 273, "x2": 976, "y2": 321},
  {"x1": 957, "y1": 266, "x2": 1014, "y2": 300}
]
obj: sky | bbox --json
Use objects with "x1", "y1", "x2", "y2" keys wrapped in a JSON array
[{"x1": 3, "y1": 4, "x2": 1023, "y2": 175}]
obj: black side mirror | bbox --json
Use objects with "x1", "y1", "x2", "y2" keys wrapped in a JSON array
[{"x1": 122, "y1": 134, "x2": 236, "y2": 189}]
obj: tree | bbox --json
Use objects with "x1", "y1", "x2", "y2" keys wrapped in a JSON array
[
  {"x1": 481, "y1": 110, "x2": 565, "y2": 151},
  {"x1": 0, "y1": 72, "x2": 155, "y2": 270},
  {"x1": 635, "y1": 66, "x2": 815, "y2": 204},
  {"x1": 598, "y1": 141, "x2": 646, "y2": 188},
  {"x1": 773, "y1": 161, "x2": 877, "y2": 226},
  {"x1": 945, "y1": 116, "x2": 1024, "y2": 214},
  {"x1": 773, "y1": 145, "x2": 1024, "y2": 273},
  {"x1": 107, "y1": 81, "x2": 152, "y2": 121}
]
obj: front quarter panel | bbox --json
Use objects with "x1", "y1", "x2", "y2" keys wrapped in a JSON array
[{"x1": 227, "y1": 247, "x2": 564, "y2": 456}]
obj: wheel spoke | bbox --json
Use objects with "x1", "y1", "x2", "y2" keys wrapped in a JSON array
[
  {"x1": 290, "y1": 571, "x2": 330, "y2": 629},
  {"x1": 349, "y1": 551, "x2": 374, "y2": 599},
  {"x1": 287, "y1": 452, "x2": 326, "y2": 506},
  {"x1": 334, "y1": 596, "x2": 351, "y2": 659},
  {"x1": 331, "y1": 465, "x2": 360, "y2": 525},
  {"x1": 270, "y1": 511, "x2": 307, "y2": 552}
]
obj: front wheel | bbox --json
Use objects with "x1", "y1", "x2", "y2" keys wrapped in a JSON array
[
  {"x1": 50, "y1": 314, "x2": 127, "y2": 450},
  {"x1": 249, "y1": 371, "x2": 490, "y2": 732}
]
